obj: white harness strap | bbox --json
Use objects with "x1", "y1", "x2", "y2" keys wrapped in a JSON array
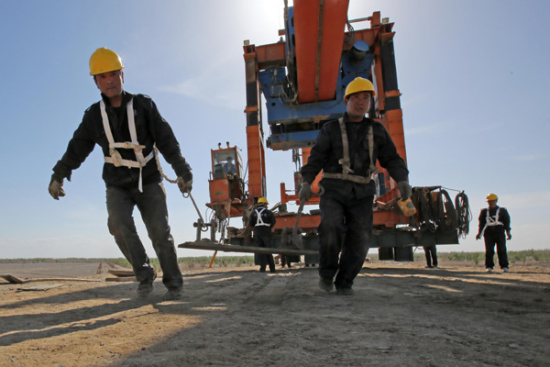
[
  {"x1": 100, "y1": 99, "x2": 154, "y2": 192},
  {"x1": 322, "y1": 117, "x2": 378, "y2": 184},
  {"x1": 255, "y1": 208, "x2": 271, "y2": 227},
  {"x1": 480, "y1": 207, "x2": 504, "y2": 237}
]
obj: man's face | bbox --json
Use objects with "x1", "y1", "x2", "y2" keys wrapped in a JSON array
[
  {"x1": 345, "y1": 91, "x2": 372, "y2": 120},
  {"x1": 488, "y1": 200, "x2": 498, "y2": 209},
  {"x1": 94, "y1": 70, "x2": 124, "y2": 99}
]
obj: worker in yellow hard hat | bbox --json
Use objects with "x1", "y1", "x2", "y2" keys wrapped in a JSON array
[
  {"x1": 248, "y1": 197, "x2": 277, "y2": 273},
  {"x1": 475, "y1": 193, "x2": 512, "y2": 273},
  {"x1": 299, "y1": 76, "x2": 411, "y2": 295},
  {"x1": 48, "y1": 47, "x2": 193, "y2": 300}
]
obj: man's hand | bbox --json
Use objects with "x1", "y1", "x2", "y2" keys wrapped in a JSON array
[
  {"x1": 397, "y1": 181, "x2": 412, "y2": 200},
  {"x1": 299, "y1": 182, "x2": 312, "y2": 202},
  {"x1": 507, "y1": 231, "x2": 512, "y2": 240},
  {"x1": 177, "y1": 177, "x2": 192, "y2": 194},
  {"x1": 475, "y1": 234, "x2": 481, "y2": 240},
  {"x1": 48, "y1": 177, "x2": 65, "y2": 200}
]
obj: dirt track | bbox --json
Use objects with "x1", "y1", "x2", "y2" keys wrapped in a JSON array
[{"x1": 1, "y1": 261, "x2": 549, "y2": 366}]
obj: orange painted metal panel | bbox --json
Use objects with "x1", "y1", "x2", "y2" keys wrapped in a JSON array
[
  {"x1": 246, "y1": 125, "x2": 265, "y2": 198},
  {"x1": 273, "y1": 214, "x2": 320, "y2": 232},
  {"x1": 209, "y1": 179, "x2": 230, "y2": 203},
  {"x1": 293, "y1": 0, "x2": 350, "y2": 103},
  {"x1": 255, "y1": 42, "x2": 286, "y2": 68},
  {"x1": 383, "y1": 109, "x2": 407, "y2": 166},
  {"x1": 272, "y1": 209, "x2": 408, "y2": 232},
  {"x1": 373, "y1": 210, "x2": 408, "y2": 228}
]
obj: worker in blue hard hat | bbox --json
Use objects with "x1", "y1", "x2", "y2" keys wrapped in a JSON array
[
  {"x1": 48, "y1": 47, "x2": 193, "y2": 301},
  {"x1": 299, "y1": 76, "x2": 411, "y2": 295},
  {"x1": 476, "y1": 193, "x2": 512, "y2": 273}
]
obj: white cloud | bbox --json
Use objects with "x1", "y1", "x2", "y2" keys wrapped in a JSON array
[{"x1": 158, "y1": 53, "x2": 245, "y2": 111}]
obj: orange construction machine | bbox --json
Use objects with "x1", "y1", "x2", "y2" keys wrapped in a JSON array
[{"x1": 180, "y1": 0, "x2": 470, "y2": 263}]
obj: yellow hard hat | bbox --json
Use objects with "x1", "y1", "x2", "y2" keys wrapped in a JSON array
[
  {"x1": 486, "y1": 193, "x2": 498, "y2": 201},
  {"x1": 89, "y1": 47, "x2": 124, "y2": 76},
  {"x1": 258, "y1": 197, "x2": 268, "y2": 204},
  {"x1": 344, "y1": 77, "x2": 376, "y2": 99}
]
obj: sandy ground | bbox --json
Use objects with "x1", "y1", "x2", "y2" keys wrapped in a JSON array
[{"x1": 1, "y1": 260, "x2": 549, "y2": 367}]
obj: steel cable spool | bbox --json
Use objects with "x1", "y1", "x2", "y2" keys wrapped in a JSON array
[
  {"x1": 455, "y1": 191, "x2": 471, "y2": 238},
  {"x1": 441, "y1": 189, "x2": 458, "y2": 230}
]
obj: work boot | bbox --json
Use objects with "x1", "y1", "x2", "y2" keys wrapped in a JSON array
[
  {"x1": 137, "y1": 271, "x2": 157, "y2": 298},
  {"x1": 319, "y1": 277, "x2": 333, "y2": 292},
  {"x1": 163, "y1": 289, "x2": 183, "y2": 301},
  {"x1": 502, "y1": 267, "x2": 509, "y2": 273},
  {"x1": 485, "y1": 267, "x2": 493, "y2": 273}
]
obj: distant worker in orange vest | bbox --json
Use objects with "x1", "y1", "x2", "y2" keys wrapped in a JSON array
[
  {"x1": 476, "y1": 193, "x2": 512, "y2": 273},
  {"x1": 48, "y1": 47, "x2": 193, "y2": 300}
]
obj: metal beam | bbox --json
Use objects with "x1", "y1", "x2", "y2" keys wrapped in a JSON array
[{"x1": 179, "y1": 241, "x2": 318, "y2": 256}]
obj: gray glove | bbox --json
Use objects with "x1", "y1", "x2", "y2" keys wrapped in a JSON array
[
  {"x1": 48, "y1": 177, "x2": 65, "y2": 200},
  {"x1": 397, "y1": 181, "x2": 412, "y2": 200},
  {"x1": 177, "y1": 177, "x2": 192, "y2": 194},
  {"x1": 299, "y1": 182, "x2": 312, "y2": 202}
]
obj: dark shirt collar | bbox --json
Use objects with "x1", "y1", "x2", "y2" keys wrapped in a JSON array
[
  {"x1": 100, "y1": 90, "x2": 134, "y2": 107},
  {"x1": 343, "y1": 112, "x2": 369, "y2": 123}
]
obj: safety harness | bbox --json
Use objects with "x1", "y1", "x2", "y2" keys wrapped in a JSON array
[
  {"x1": 254, "y1": 208, "x2": 271, "y2": 227},
  {"x1": 322, "y1": 117, "x2": 378, "y2": 184},
  {"x1": 480, "y1": 207, "x2": 504, "y2": 237},
  {"x1": 100, "y1": 99, "x2": 155, "y2": 192}
]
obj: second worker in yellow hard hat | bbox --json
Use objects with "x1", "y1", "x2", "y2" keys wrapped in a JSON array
[{"x1": 299, "y1": 76, "x2": 411, "y2": 295}]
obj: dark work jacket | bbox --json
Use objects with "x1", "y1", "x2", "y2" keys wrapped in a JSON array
[
  {"x1": 300, "y1": 114, "x2": 409, "y2": 199},
  {"x1": 52, "y1": 91, "x2": 192, "y2": 189},
  {"x1": 249, "y1": 207, "x2": 276, "y2": 236},
  {"x1": 478, "y1": 206, "x2": 511, "y2": 235}
]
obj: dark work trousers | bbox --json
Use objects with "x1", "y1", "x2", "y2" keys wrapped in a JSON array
[
  {"x1": 423, "y1": 246, "x2": 438, "y2": 267},
  {"x1": 484, "y1": 229, "x2": 509, "y2": 269},
  {"x1": 254, "y1": 227, "x2": 275, "y2": 272},
  {"x1": 106, "y1": 182, "x2": 183, "y2": 290},
  {"x1": 318, "y1": 193, "x2": 373, "y2": 289}
]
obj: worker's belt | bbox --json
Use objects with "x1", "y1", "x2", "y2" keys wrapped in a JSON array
[
  {"x1": 322, "y1": 172, "x2": 373, "y2": 184},
  {"x1": 104, "y1": 151, "x2": 154, "y2": 169}
]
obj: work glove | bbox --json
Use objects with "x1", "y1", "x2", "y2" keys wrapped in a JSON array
[
  {"x1": 299, "y1": 182, "x2": 312, "y2": 202},
  {"x1": 507, "y1": 231, "x2": 512, "y2": 240},
  {"x1": 177, "y1": 177, "x2": 192, "y2": 194},
  {"x1": 397, "y1": 181, "x2": 412, "y2": 200},
  {"x1": 48, "y1": 176, "x2": 65, "y2": 200},
  {"x1": 475, "y1": 234, "x2": 481, "y2": 240}
]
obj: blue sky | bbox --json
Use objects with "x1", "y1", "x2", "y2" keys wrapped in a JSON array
[{"x1": 1, "y1": 0, "x2": 549, "y2": 259}]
